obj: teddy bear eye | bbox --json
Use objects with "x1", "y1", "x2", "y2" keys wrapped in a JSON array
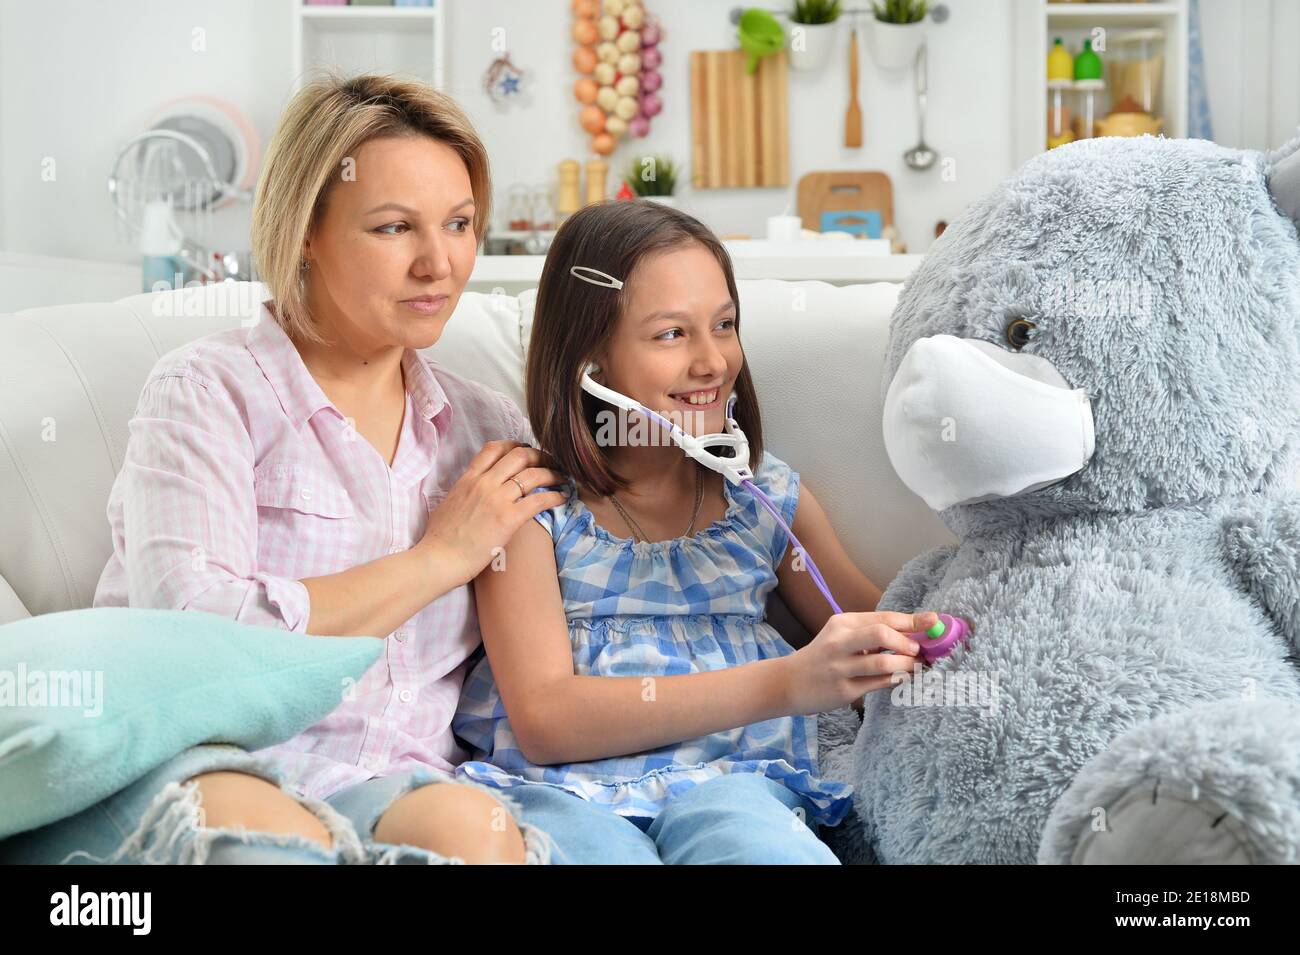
[{"x1": 1005, "y1": 318, "x2": 1037, "y2": 350}]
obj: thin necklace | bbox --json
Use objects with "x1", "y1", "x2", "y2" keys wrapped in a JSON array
[{"x1": 609, "y1": 465, "x2": 704, "y2": 543}]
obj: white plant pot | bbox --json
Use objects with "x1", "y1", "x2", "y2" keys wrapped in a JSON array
[
  {"x1": 787, "y1": 21, "x2": 838, "y2": 72},
  {"x1": 868, "y1": 19, "x2": 925, "y2": 71},
  {"x1": 642, "y1": 195, "x2": 679, "y2": 209}
]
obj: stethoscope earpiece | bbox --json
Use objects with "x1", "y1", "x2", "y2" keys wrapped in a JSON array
[{"x1": 578, "y1": 366, "x2": 754, "y2": 485}]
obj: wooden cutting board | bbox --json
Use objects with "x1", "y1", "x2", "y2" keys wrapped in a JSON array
[
  {"x1": 690, "y1": 50, "x2": 789, "y2": 189},
  {"x1": 797, "y1": 171, "x2": 894, "y2": 236}
]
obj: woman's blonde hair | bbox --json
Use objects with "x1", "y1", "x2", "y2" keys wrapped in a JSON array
[{"x1": 251, "y1": 71, "x2": 491, "y2": 344}]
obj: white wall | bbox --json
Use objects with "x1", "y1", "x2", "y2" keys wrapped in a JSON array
[
  {"x1": 0, "y1": 0, "x2": 294, "y2": 264},
  {"x1": 1198, "y1": 0, "x2": 1300, "y2": 152},
  {"x1": 0, "y1": 0, "x2": 1295, "y2": 274}
]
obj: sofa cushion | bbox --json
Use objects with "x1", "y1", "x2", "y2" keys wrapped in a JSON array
[{"x1": 0, "y1": 606, "x2": 382, "y2": 839}]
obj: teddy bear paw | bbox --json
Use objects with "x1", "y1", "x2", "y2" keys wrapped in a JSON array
[{"x1": 1069, "y1": 777, "x2": 1257, "y2": 864}]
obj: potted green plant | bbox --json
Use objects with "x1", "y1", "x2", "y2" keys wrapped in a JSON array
[
  {"x1": 868, "y1": 0, "x2": 928, "y2": 71},
  {"x1": 625, "y1": 154, "x2": 680, "y2": 209},
  {"x1": 788, "y1": 0, "x2": 841, "y2": 73}
]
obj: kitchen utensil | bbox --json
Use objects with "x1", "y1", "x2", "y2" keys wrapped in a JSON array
[
  {"x1": 902, "y1": 44, "x2": 936, "y2": 170},
  {"x1": 845, "y1": 27, "x2": 863, "y2": 148},
  {"x1": 737, "y1": 8, "x2": 784, "y2": 75}
]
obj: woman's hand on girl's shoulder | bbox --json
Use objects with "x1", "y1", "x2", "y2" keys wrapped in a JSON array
[{"x1": 416, "y1": 440, "x2": 569, "y2": 586}]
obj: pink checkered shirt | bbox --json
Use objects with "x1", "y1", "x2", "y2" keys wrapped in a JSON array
[{"x1": 92, "y1": 302, "x2": 533, "y2": 800}]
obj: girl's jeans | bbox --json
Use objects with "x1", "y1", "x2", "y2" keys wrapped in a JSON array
[
  {"x1": 0, "y1": 745, "x2": 839, "y2": 864},
  {"x1": 503, "y1": 772, "x2": 841, "y2": 864},
  {"x1": 0, "y1": 743, "x2": 552, "y2": 865}
]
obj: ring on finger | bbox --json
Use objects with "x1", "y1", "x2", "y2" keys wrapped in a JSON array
[{"x1": 510, "y1": 477, "x2": 526, "y2": 500}]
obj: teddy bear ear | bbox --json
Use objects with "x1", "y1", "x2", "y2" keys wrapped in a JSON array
[{"x1": 1266, "y1": 132, "x2": 1300, "y2": 229}]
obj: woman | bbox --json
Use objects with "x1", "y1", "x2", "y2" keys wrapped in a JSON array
[{"x1": 15, "y1": 74, "x2": 566, "y2": 865}]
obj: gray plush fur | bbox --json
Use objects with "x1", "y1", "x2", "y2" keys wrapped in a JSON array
[{"x1": 818, "y1": 131, "x2": 1300, "y2": 864}]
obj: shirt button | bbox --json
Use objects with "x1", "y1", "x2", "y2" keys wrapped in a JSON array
[
  {"x1": 423, "y1": 403, "x2": 434, "y2": 417},
  {"x1": 398, "y1": 689, "x2": 413, "y2": 703},
  {"x1": 393, "y1": 629, "x2": 407, "y2": 642},
  {"x1": 389, "y1": 544, "x2": 403, "y2": 555},
  {"x1": 300, "y1": 487, "x2": 313, "y2": 502}
]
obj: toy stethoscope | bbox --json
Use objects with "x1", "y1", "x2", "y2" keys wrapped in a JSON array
[{"x1": 571, "y1": 264, "x2": 971, "y2": 662}]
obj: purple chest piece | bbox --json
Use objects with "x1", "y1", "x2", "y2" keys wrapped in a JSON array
[{"x1": 908, "y1": 613, "x2": 972, "y2": 663}]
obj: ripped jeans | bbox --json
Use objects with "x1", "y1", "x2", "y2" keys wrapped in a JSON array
[{"x1": 0, "y1": 744, "x2": 553, "y2": 865}]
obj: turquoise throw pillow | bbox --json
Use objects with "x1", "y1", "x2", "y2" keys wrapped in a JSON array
[{"x1": 0, "y1": 607, "x2": 383, "y2": 839}]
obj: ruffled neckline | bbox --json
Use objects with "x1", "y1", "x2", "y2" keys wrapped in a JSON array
[{"x1": 568, "y1": 472, "x2": 752, "y2": 555}]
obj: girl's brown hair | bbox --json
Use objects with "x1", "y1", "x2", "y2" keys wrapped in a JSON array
[
  {"x1": 526, "y1": 200, "x2": 764, "y2": 496},
  {"x1": 251, "y1": 71, "x2": 491, "y2": 345}
]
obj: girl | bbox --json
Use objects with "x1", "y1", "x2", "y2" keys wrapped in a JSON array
[{"x1": 453, "y1": 200, "x2": 939, "y2": 864}]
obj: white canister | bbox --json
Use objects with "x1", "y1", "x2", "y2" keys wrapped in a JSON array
[{"x1": 766, "y1": 214, "x2": 803, "y2": 242}]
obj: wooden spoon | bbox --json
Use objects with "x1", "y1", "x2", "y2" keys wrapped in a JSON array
[{"x1": 845, "y1": 26, "x2": 863, "y2": 148}]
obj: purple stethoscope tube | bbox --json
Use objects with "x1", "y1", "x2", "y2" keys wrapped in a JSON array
[{"x1": 741, "y1": 477, "x2": 843, "y2": 614}]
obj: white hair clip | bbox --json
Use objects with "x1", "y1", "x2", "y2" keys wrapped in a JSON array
[{"x1": 569, "y1": 265, "x2": 624, "y2": 290}]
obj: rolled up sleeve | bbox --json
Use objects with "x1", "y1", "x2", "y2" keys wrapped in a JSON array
[{"x1": 119, "y1": 369, "x2": 311, "y2": 632}]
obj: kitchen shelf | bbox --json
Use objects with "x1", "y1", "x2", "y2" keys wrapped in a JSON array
[
  {"x1": 301, "y1": 5, "x2": 438, "y2": 23},
  {"x1": 291, "y1": 2, "x2": 445, "y2": 92},
  {"x1": 1043, "y1": 3, "x2": 1182, "y2": 20},
  {"x1": 1013, "y1": 0, "x2": 1188, "y2": 167}
]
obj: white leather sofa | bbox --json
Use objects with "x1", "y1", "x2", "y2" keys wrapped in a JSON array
[{"x1": 0, "y1": 280, "x2": 955, "y2": 633}]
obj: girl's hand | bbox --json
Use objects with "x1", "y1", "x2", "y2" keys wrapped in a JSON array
[
  {"x1": 415, "y1": 440, "x2": 569, "y2": 586},
  {"x1": 783, "y1": 610, "x2": 940, "y2": 715}
]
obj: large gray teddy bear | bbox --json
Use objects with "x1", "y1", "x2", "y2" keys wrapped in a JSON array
[{"x1": 820, "y1": 130, "x2": 1300, "y2": 864}]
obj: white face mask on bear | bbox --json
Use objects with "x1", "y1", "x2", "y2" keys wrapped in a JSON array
[{"x1": 882, "y1": 335, "x2": 1096, "y2": 511}]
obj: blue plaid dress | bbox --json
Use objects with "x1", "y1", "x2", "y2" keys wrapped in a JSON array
[{"x1": 453, "y1": 450, "x2": 854, "y2": 827}]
